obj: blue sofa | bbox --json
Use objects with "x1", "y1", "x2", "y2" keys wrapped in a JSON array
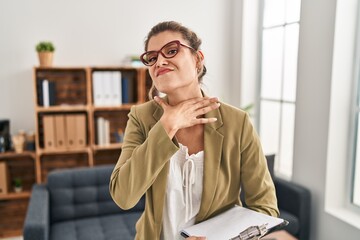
[
  {"x1": 24, "y1": 158, "x2": 310, "y2": 240},
  {"x1": 23, "y1": 165, "x2": 144, "y2": 240}
]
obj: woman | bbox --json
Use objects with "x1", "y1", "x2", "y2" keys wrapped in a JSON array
[{"x1": 109, "y1": 21, "x2": 279, "y2": 240}]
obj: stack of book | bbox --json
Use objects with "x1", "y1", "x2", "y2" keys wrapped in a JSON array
[
  {"x1": 96, "y1": 117, "x2": 110, "y2": 146},
  {"x1": 38, "y1": 79, "x2": 56, "y2": 107},
  {"x1": 92, "y1": 71, "x2": 136, "y2": 106}
]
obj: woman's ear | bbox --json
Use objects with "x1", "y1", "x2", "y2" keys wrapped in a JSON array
[{"x1": 197, "y1": 50, "x2": 204, "y2": 61}]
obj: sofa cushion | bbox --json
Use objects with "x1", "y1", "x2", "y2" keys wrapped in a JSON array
[
  {"x1": 50, "y1": 212, "x2": 142, "y2": 240},
  {"x1": 279, "y1": 210, "x2": 299, "y2": 236},
  {"x1": 48, "y1": 165, "x2": 145, "y2": 223}
]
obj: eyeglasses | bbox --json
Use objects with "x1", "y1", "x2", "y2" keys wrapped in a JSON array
[{"x1": 140, "y1": 40, "x2": 195, "y2": 66}]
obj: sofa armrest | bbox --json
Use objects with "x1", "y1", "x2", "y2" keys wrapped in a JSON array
[
  {"x1": 23, "y1": 184, "x2": 50, "y2": 240},
  {"x1": 274, "y1": 177, "x2": 311, "y2": 240}
]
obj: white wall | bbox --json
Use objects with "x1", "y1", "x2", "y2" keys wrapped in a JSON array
[
  {"x1": 0, "y1": 0, "x2": 232, "y2": 135},
  {"x1": 294, "y1": 0, "x2": 360, "y2": 239}
]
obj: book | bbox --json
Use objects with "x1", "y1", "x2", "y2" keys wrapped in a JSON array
[
  {"x1": 42, "y1": 79, "x2": 56, "y2": 106},
  {"x1": 121, "y1": 77, "x2": 130, "y2": 103},
  {"x1": 181, "y1": 205, "x2": 287, "y2": 240},
  {"x1": 42, "y1": 79, "x2": 49, "y2": 107},
  {"x1": 48, "y1": 81, "x2": 56, "y2": 106},
  {"x1": 97, "y1": 117, "x2": 109, "y2": 145}
]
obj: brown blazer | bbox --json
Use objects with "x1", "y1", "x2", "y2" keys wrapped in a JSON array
[{"x1": 109, "y1": 99, "x2": 279, "y2": 240}]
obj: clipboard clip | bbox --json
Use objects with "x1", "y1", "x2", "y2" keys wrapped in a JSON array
[{"x1": 229, "y1": 224, "x2": 268, "y2": 240}]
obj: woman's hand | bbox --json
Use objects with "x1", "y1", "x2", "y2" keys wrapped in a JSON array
[
  {"x1": 154, "y1": 96, "x2": 220, "y2": 139},
  {"x1": 186, "y1": 236, "x2": 207, "y2": 240}
]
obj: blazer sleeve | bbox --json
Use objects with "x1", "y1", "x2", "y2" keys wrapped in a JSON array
[
  {"x1": 109, "y1": 105, "x2": 179, "y2": 209},
  {"x1": 240, "y1": 113, "x2": 280, "y2": 217}
]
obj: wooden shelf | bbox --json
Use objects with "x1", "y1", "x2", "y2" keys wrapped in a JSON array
[
  {"x1": 0, "y1": 151, "x2": 36, "y2": 160},
  {"x1": 36, "y1": 105, "x2": 89, "y2": 112},
  {"x1": 37, "y1": 147, "x2": 91, "y2": 156},
  {"x1": 93, "y1": 143, "x2": 123, "y2": 152},
  {"x1": 0, "y1": 191, "x2": 31, "y2": 200},
  {"x1": 92, "y1": 104, "x2": 133, "y2": 111}
]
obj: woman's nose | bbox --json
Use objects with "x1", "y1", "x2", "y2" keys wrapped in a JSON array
[{"x1": 156, "y1": 53, "x2": 168, "y2": 67}]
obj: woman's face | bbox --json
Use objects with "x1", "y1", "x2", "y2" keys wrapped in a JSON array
[{"x1": 147, "y1": 31, "x2": 200, "y2": 96}]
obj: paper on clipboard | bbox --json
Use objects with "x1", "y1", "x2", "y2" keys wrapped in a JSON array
[{"x1": 180, "y1": 205, "x2": 287, "y2": 240}]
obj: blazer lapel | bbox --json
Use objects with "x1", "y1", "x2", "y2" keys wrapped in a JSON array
[{"x1": 196, "y1": 107, "x2": 224, "y2": 222}]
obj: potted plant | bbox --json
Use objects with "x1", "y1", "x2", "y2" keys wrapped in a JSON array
[
  {"x1": 36, "y1": 41, "x2": 55, "y2": 67},
  {"x1": 13, "y1": 177, "x2": 23, "y2": 193}
]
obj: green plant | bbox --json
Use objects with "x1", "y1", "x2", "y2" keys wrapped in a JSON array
[
  {"x1": 13, "y1": 177, "x2": 22, "y2": 188},
  {"x1": 36, "y1": 41, "x2": 55, "y2": 52}
]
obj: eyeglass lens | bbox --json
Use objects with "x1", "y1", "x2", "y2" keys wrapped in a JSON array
[{"x1": 142, "y1": 41, "x2": 180, "y2": 66}]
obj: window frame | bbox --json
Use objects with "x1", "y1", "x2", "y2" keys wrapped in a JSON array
[
  {"x1": 257, "y1": 0, "x2": 301, "y2": 179},
  {"x1": 324, "y1": 0, "x2": 360, "y2": 229}
]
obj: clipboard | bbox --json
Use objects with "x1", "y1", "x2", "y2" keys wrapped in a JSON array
[{"x1": 180, "y1": 205, "x2": 288, "y2": 240}]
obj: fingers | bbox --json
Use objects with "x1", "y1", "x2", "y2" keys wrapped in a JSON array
[
  {"x1": 190, "y1": 97, "x2": 220, "y2": 118},
  {"x1": 186, "y1": 237, "x2": 206, "y2": 240}
]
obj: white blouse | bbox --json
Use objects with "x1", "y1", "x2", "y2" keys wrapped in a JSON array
[{"x1": 161, "y1": 143, "x2": 204, "y2": 240}]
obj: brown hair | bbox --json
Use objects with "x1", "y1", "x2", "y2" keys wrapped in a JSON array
[{"x1": 144, "y1": 21, "x2": 207, "y2": 99}]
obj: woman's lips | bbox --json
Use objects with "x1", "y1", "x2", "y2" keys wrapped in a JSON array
[{"x1": 156, "y1": 68, "x2": 174, "y2": 77}]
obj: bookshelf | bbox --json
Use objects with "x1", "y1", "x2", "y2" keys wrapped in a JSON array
[
  {"x1": 33, "y1": 66, "x2": 151, "y2": 181},
  {"x1": 0, "y1": 151, "x2": 36, "y2": 237},
  {"x1": 0, "y1": 66, "x2": 151, "y2": 238}
]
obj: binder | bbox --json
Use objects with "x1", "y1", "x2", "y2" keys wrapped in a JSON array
[
  {"x1": 92, "y1": 71, "x2": 104, "y2": 106},
  {"x1": 0, "y1": 162, "x2": 9, "y2": 195},
  {"x1": 180, "y1": 205, "x2": 288, "y2": 240},
  {"x1": 112, "y1": 71, "x2": 122, "y2": 105},
  {"x1": 43, "y1": 115, "x2": 56, "y2": 149},
  {"x1": 103, "y1": 71, "x2": 112, "y2": 106},
  {"x1": 54, "y1": 115, "x2": 66, "y2": 149},
  {"x1": 65, "y1": 114, "x2": 77, "y2": 149},
  {"x1": 75, "y1": 114, "x2": 86, "y2": 147}
]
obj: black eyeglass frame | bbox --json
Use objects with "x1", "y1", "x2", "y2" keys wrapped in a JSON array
[{"x1": 140, "y1": 40, "x2": 196, "y2": 66}]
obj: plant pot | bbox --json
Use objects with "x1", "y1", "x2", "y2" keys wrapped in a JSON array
[
  {"x1": 38, "y1": 52, "x2": 54, "y2": 67},
  {"x1": 14, "y1": 186, "x2": 23, "y2": 193}
]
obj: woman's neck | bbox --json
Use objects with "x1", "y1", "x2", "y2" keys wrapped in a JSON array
[{"x1": 167, "y1": 87, "x2": 203, "y2": 106}]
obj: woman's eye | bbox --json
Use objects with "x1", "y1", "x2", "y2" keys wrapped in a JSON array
[
  {"x1": 148, "y1": 56, "x2": 157, "y2": 63},
  {"x1": 167, "y1": 49, "x2": 178, "y2": 56}
]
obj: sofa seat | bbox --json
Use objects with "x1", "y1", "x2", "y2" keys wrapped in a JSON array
[{"x1": 51, "y1": 213, "x2": 141, "y2": 240}]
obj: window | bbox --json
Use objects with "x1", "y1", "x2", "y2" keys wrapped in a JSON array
[
  {"x1": 352, "y1": 14, "x2": 360, "y2": 207},
  {"x1": 258, "y1": 0, "x2": 301, "y2": 178}
]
